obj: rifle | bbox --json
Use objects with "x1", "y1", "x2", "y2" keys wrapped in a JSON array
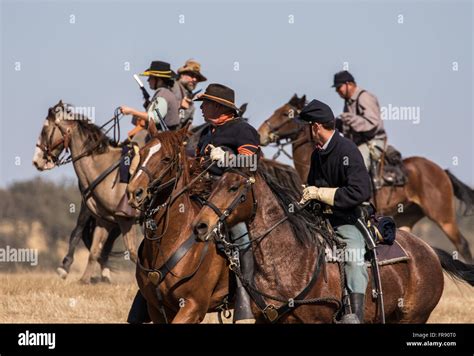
[{"x1": 133, "y1": 74, "x2": 151, "y2": 109}]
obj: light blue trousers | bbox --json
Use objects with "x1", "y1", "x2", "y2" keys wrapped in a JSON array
[
  {"x1": 335, "y1": 224, "x2": 369, "y2": 294},
  {"x1": 229, "y1": 222, "x2": 251, "y2": 251}
]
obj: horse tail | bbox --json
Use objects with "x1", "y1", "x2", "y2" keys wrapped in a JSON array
[
  {"x1": 434, "y1": 247, "x2": 474, "y2": 286},
  {"x1": 445, "y1": 169, "x2": 474, "y2": 215}
]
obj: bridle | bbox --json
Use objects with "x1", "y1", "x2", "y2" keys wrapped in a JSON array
[
  {"x1": 36, "y1": 106, "x2": 124, "y2": 167},
  {"x1": 262, "y1": 105, "x2": 314, "y2": 162},
  {"x1": 200, "y1": 168, "x2": 258, "y2": 243},
  {"x1": 36, "y1": 118, "x2": 73, "y2": 166}
]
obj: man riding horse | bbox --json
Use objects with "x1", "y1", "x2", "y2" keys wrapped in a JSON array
[
  {"x1": 195, "y1": 83, "x2": 260, "y2": 323},
  {"x1": 120, "y1": 60, "x2": 181, "y2": 146},
  {"x1": 298, "y1": 99, "x2": 371, "y2": 323},
  {"x1": 172, "y1": 59, "x2": 207, "y2": 127},
  {"x1": 333, "y1": 70, "x2": 386, "y2": 171}
]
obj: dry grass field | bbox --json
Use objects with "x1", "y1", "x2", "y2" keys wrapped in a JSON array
[{"x1": 0, "y1": 247, "x2": 472, "y2": 323}]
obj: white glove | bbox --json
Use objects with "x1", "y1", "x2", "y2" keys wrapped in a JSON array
[
  {"x1": 299, "y1": 186, "x2": 338, "y2": 206},
  {"x1": 299, "y1": 186, "x2": 319, "y2": 205},
  {"x1": 209, "y1": 144, "x2": 227, "y2": 162}
]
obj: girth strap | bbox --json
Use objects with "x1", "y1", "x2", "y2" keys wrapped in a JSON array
[{"x1": 81, "y1": 158, "x2": 122, "y2": 201}]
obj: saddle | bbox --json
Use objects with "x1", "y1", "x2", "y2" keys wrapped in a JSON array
[{"x1": 371, "y1": 145, "x2": 408, "y2": 189}]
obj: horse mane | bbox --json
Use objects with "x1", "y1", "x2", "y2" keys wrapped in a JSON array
[
  {"x1": 257, "y1": 159, "x2": 324, "y2": 246},
  {"x1": 75, "y1": 115, "x2": 118, "y2": 154}
]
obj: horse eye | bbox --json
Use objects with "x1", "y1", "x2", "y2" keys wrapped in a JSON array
[
  {"x1": 228, "y1": 185, "x2": 239, "y2": 193},
  {"x1": 162, "y1": 157, "x2": 171, "y2": 163}
]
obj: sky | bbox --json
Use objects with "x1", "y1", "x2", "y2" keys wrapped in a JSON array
[{"x1": 1, "y1": 0, "x2": 473, "y2": 187}]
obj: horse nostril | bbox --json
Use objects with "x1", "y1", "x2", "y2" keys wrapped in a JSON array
[
  {"x1": 194, "y1": 222, "x2": 209, "y2": 237},
  {"x1": 135, "y1": 188, "x2": 144, "y2": 200}
]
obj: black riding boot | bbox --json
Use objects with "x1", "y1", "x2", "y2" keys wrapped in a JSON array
[
  {"x1": 127, "y1": 290, "x2": 151, "y2": 324},
  {"x1": 350, "y1": 293, "x2": 365, "y2": 324},
  {"x1": 233, "y1": 247, "x2": 256, "y2": 323}
]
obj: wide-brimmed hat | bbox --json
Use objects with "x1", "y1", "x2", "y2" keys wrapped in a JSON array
[
  {"x1": 177, "y1": 59, "x2": 207, "y2": 82},
  {"x1": 140, "y1": 61, "x2": 176, "y2": 79},
  {"x1": 332, "y1": 70, "x2": 355, "y2": 88},
  {"x1": 194, "y1": 83, "x2": 238, "y2": 112}
]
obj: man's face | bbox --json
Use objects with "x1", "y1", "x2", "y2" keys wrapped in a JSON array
[
  {"x1": 311, "y1": 123, "x2": 324, "y2": 145},
  {"x1": 336, "y1": 83, "x2": 349, "y2": 99},
  {"x1": 179, "y1": 73, "x2": 198, "y2": 91},
  {"x1": 200, "y1": 100, "x2": 220, "y2": 122},
  {"x1": 147, "y1": 76, "x2": 158, "y2": 90}
]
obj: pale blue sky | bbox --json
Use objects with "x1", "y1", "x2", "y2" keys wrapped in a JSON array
[{"x1": 1, "y1": 0, "x2": 473, "y2": 186}]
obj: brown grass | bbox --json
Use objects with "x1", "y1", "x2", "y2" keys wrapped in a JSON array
[{"x1": 0, "y1": 269, "x2": 471, "y2": 323}]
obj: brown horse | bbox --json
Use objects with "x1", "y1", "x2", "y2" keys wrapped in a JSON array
[
  {"x1": 192, "y1": 164, "x2": 474, "y2": 323},
  {"x1": 33, "y1": 101, "x2": 139, "y2": 283},
  {"x1": 126, "y1": 127, "x2": 229, "y2": 323},
  {"x1": 258, "y1": 95, "x2": 474, "y2": 263}
]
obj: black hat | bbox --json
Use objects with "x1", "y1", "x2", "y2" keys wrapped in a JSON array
[
  {"x1": 194, "y1": 83, "x2": 239, "y2": 112},
  {"x1": 332, "y1": 70, "x2": 355, "y2": 88},
  {"x1": 140, "y1": 61, "x2": 176, "y2": 79},
  {"x1": 295, "y1": 99, "x2": 335, "y2": 124}
]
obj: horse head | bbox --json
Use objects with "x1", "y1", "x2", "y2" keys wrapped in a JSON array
[{"x1": 257, "y1": 94, "x2": 306, "y2": 146}]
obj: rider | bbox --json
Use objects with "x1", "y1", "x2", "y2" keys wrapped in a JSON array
[
  {"x1": 298, "y1": 99, "x2": 371, "y2": 323},
  {"x1": 332, "y1": 71, "x2": 386, "y2": 173},
  {"x1": 116, "y1": 61, "x2": 180, "y2": 217},
  {"x1": 172, "y1": 59, "x2": 207, "y2": 127},
  {"x1": 120, "y1": 60, "x2": 181, "y2": 147},
  {"x1": 195, "y1": 83, "x2": 260, "y2": 324}
]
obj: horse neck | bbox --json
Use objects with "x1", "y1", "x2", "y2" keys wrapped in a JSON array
[
  {"x1": 67, "y1": 122, "x2": 121, "y2": 194},
  {"x1": 148, "y1": 150, "x2": 196, "y2": 258},
  {"x1": 249, "y1": 175, "x2": 318, "y2": 273}
]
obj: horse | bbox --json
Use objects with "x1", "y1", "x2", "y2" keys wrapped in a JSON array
[
  {"x1": 192, "y1": 164, "x2": 474, "y2": 323},
  {"x1": 126, "y1": 126, "x2": 230, "y2": 323},
  {"x1": 257, "y1": 94, "x2": 474, "y2": 263},
  {"x1": 33, "y1": 101, "x2": 139, "y2": 283}
]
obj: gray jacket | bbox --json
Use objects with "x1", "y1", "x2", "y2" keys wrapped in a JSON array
[{"x1": 341, "y1": 87, "x2": 386, "y2": 145}]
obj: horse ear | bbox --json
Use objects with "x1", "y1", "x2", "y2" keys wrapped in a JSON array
[
  {"x1": 148, "y1": 120, "x2": 159, "y2": 137},
  {"x1": 299, "y1": 95, "x2": 307, "y2": 109},
  {"x1": 178, "y1": 124, "x2": 190, "y2": 141},
  {"x1": 58, "y1": 99, "x2": 63, "y2": 106},
  {"x1": 288, "y1": 94, "x2": 298, "y2": 106},
  {"x1": 239, "y1": 103, "x2": 248, "y2": 117}
]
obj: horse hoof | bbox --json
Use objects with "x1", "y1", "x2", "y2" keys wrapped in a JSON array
[
  {"x1": 56, "y1": 267, "x2": 68, "y2": 279},
  {"x1": 79, "y1": 278, "x2": 91, "y2": 285},
  {"x1": 101, "y1": 268, "x2": 111, "y2": 283}
]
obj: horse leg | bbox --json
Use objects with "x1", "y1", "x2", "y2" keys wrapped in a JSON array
[
  {"x1": 58, "y1": 202, "x2": 92, "y2": 279},
  {"x1": 97, "y1": 226, "x2": 121, "y2": 283},
  {"x1": 79, "y1": 224, "x2": 109, "y2": 284},
  {"x1": 171, "y1": 299, "x2": 208, "y2": 324},
  {"x1": 393, "y1": 203, "x2": 425, "y2": 233},
  {"x1": 116, "y1": 217, "x2": 138, "y2": 263}
]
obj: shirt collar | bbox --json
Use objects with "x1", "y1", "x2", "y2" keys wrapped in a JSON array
[
  {"x1": 347, "y1": 86, "x2": 363, "y2": 105},
  {"x1": 321, "y1": 130, "x2": 336, "y2": 150}
]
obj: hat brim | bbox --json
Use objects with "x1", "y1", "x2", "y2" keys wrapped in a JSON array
[
  {"x1": 194, "y1": 94, "x2": 238, "y2": 111},
  {"x1": 140, "y1": 70, "x2": 176, "y2": 79},
  {"x1": 178, "y1": 70, "x2": 207, "y2": 82}
]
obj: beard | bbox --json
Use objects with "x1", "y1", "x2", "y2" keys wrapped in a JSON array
[{"x1": 180, "y1": 78, "x2": 196, "y2": 92}]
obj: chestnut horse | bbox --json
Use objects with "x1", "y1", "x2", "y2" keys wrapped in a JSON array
[
  {"x1": 126, "y1": 127, "x2": 229, "y2": 323},
  {"x1": 192, "y1": 165, "x2": 474, "y2": 323},
  {"x1": 258, "y1": 95, "x2": 474, "y2": 263}
]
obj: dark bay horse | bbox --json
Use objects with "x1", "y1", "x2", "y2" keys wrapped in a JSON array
[
  {"x1": 258, "y1": 95, "x2": 474, "y2": 263},
  {"x1": 126, "y1": 127, "x2": 229, "y2": 323},
  {"x1": 192, "y1": 165, "x2": 474, "y2": 323},
  {"x1": 33, "y1": 101, "x2": 139, "y2": 283}
]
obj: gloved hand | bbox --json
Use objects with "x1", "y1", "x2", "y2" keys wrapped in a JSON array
[
  {"x1": 299, "y1": 186, "x2": 338, "y2": 206},
  {"x1": 208, "y1": 144, "x2": 227, "y2": 162},
  {"x1": 299, "y1": 186, "x2": 319, "y2": 205}
]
